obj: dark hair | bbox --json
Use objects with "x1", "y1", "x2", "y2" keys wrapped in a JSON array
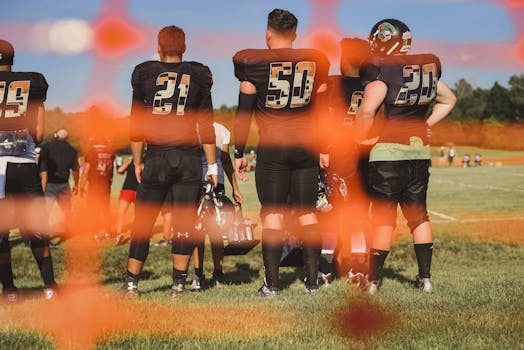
[
  {"x1": 267, "y1": 9, "x2": 298, "y2": 34},
  {"x1": 340, "y1": 37, "x2": 370, "y2": 71},
  {"x1": 158, "y1": 26, "x2": 186, "y2": 57},
  {"x1": 0, "y1": 39, "x2": 15, "y2": 66}
]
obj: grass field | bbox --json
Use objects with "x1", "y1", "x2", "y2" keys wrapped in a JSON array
[{"x1": 1, "y1": 147, "x2": 523, "y2": 349}]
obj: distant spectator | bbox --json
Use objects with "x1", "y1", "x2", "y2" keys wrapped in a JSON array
[
  {"x1": 447, "y1": 146, "x2": 456, "y2": 166},
  {"x1": 462, "y1": 154, "x2": 471, "y2": 168},
  {"x1": 438, "y1": 146, "x2": 446, "y2": 166},
  {"x1": 474, "y1": 154, "x2": 482, "y2": 167},
  {"x1": 39, "y1": 128, "x2": 80, "y2": 238},
  {"x1": 79, "y1": 138, "x2": 115, "y2": 240},
  {"x1": 115, "y1": 156, "x2": 138, "y2": 245}
]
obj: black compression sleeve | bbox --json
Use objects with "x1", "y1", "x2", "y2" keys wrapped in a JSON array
[{"x1": 234, "y1": 92, "x2": 256, "y2": 158}]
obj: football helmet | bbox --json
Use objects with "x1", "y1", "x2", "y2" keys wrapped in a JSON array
[{"x1": 369, "y1": 19, "x2": 411, "y2": 56}]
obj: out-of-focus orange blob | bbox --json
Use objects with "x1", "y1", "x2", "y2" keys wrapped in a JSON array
[
  {"x1": 517, "y1": 37, "x2": 524, "y2": 64},
  {"x1": 305, "y1": 29, "x2": 340, "y2": 59},
  {"x1": 502, "y1": 0, "x2": 524, "y2": 7},
  {"x1": 92, "y1": 15, "x2": 144, "y2": 58}
]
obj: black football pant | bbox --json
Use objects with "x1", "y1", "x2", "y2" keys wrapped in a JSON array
[
  {"x1": 255, "y1": 147, "x2": 321, "y2": 288},
  {"x1": 0, "y1": 162, "x2": 55, "y2": 290},
  {"x1": 128, "y1": 149, "x2": 202, "y2": 263}
]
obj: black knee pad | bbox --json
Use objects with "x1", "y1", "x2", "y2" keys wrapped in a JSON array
[
  {"x1": 371, "y1": 200, "x2": 398, "y2": 229},
  {"x1": 128, "y1": 240, "x2": 150, "y2": 262},
  {"x1": 29, "y1": 236, "x2": 49, "y2": 249},
  {"x1": 171, "y1": 231, "x2": 194, "y2": 255},
  {"x1": 401, "y1": 203, "x2": 429, "y2": 232},
  {"x1": 0, "y1": 235, "x2": 10, "y2": 254}
]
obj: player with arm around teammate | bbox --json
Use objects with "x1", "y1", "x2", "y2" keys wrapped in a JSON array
[{"x1": 355, "y1": 19, "x2": 456, "y2": 294}]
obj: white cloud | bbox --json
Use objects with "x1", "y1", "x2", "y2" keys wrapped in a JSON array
[{"x1": 48, "y1": 19, "x2": 93, "y2": 54}]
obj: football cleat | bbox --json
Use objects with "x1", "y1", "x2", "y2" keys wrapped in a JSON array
[
  {"x1": 359, "y1": 278, "x2": 379, "y2": 295},
  {"x1": 211, "y1": 272, "x2": 225, "y2": 287},
  {"x1": 347, "y1": 269, "x2": 366, "y2": 285},
  {"x1": 170, "y1": 283, "x2": 189, "y2": 299},
  {"x1": 415, "y1": 275, "x2": 434, "y2": 293},
  {"x1": 190, "y1": 273, "x2": 205, "y2": 291},
  {"x1": 255, "y1": 284, "x2": 280, "y2": 297},
  {"x1": 319, "y1": 272, "x2": 333, "y2": 286},
  {"x1": 121, "y1": 277, "x2": 139, "y2": 299},
  {"x1": 305, "y1": 284, "x2": 320, "y2": 295},
  {"x1": 43, "y1": 288, "x2": 57, "y2": 300}
]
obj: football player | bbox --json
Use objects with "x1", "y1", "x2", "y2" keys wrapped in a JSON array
[
  {"x1": 122, "y1": 26, "x2": 217, "y2": 298},
  {"x1": 322, "y1": 38, "x2": 373, "y2": 283},
  {"x1": 0, "y1": 39, "x2": 58, "y2": 301},
  {"x1": 355, "y1": 19, "x2": 456, "y2": 294},
  {"x1": 233, "y1": 9, "x2": 329, "y2": 295}
]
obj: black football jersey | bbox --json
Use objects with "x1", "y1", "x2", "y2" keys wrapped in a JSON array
[
  {"x1": 360, "y1": 54, "x2": 441, "y2": 144},
  {"x1": 130, "y1": 61, "x2": 215, "y2": 149},
  {"x1": 326, "y1": 75, "x2": 364, "y2": 176},
  {"x1": 0, "y1": 71, "x2": 48, "y2": 141},
  {"x1": 233, "y1": 48, "x2": 329, "y2": 148},
  {"x1": 85, "y1": 145, "x2": 114, "y2": 184}
]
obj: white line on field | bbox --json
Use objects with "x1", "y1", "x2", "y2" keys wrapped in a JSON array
[
  {"x1": 431, "y1": 216, "x2": 524, "y2": 224},
  {"x1": 433, "y1": 179, "x2": 524, "y2": 193},
  {"x1": 428, "y1": 210, "x2": 458, "y2": 221}
]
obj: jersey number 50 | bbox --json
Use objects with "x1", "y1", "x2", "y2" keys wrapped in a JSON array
[
  {"x1": 153, "y1": 72, "x2": 190, "y2": 115},
  {"x1": 0, "y1": 80, "x2": 30, "y2": 118},
  {"x1": 395, "y1": 63, "x2": 438, "y2": 106},
  {"x1": 266, "y1": 61, "x2": 316, "y2": 109}
]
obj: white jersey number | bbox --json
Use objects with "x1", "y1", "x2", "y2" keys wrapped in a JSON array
[
  {"x1": 0, "y1": 80, "x2": 31, "y2": 118},
  {"x1": 153, "y1": 72, "x2": 191, "y2": 115},
  {"x1": 266, "y1": 61, "x2": 316, "y2": 109}
]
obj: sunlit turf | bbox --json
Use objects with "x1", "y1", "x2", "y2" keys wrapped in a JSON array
[{"x1": 1, "y1": 153, "x2": 523, "y2": 349}]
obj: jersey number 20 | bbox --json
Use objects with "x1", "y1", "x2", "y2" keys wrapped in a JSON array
[
  {"x1": 266, "y1": 61, "x2": 316, "y2": 109},
  {"x1": 153, "y1": 72, "x2": 190, "y2": 115},
  {"x1": 0, "y1": 80, "x2": 30, "y2": 118},
  {"x1": 395, "y1": 63, "x2": 438, "y2": 106}
]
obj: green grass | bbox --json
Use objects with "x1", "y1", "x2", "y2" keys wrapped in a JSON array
[{"x1": 1, "y1": 151, "x2": 524, "y2": 349}]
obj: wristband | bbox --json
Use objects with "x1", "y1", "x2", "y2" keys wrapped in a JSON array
[
  {"x1": 234, "y1": 147, "x2": 244, "y2": 159},
  {"x1": 206, "y1": 162, "x2": 218, "y2": 176}
]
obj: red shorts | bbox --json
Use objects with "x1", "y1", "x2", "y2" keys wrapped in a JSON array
[{"x1": 119, "y1": 189, "x2": 137, "y2": 203}]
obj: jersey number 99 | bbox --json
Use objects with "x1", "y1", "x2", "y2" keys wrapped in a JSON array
[{"x1": 0, "y1": 80, "x2": 30, "y2": 118}]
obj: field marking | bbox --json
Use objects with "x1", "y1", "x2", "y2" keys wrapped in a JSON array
[
  {"x1": 428, "y1": 210, "x2": 458, "y2": 221},
  {"x1": 432, "y1": 179, "x2": 524, "y2": 193},
  {"x1": 431, "y1": 216, "x2": 524, "y2": 224}
]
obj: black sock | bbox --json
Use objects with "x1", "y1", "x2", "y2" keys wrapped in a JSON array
[
  {"x1": 368, "y1": 248, "x2": 389, "y2": 282},
  {"x1": 125, "y1": 270, "x2": 140, "y2": 282},
  {"x1": 172, "y1": 268, "x2": 188, "y2": 285},
  {"x1": 350, "y1": 253, "x2": 368, "y2": 275},
  {"x1": 414, "y1": 243, "x2": 433, "y2": 278},
  {"x1": 36, "y1": 256, "x2": 56, "y2": 288},
  {"x1": 194, "y1": 267, "x2": 204, "y2": 278},
  {"x1": 0, "y1": 263, "x2": 15, "y2": 290},
  {"x1": 213, "y1": 268, "x2": 223, "y2": 277},
  {"x1": 301, "y1": 224, "x2": 321, "y2": 287},
  {"x1": 261, "y1": 229, "x2": 283, "y2": 289}
]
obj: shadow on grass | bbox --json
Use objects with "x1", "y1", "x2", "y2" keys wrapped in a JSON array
[{"x1": 381, "y1": 267, "x2": 412, "y2": 285}]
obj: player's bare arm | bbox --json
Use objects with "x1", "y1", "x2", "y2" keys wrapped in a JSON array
[
  {"x1": 233, "y1": 81, "x2": 256, "y2": 182},
  {"x1": 221, "y1": 143, "x2": 243, "y2": 204},
  {"x1": 355, "y1": 80, "x2": 387, "y2": 144},
  {"x1": 131, "y1": 141, "x2": 144, "y2": 183},
  {"x1": 425, "y1": 80, "x2": 457, "y2": 127}
]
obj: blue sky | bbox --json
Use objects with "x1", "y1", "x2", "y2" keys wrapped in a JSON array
[{"x1": 0, "y1": 0, "x2": 522, "y2": 112}]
